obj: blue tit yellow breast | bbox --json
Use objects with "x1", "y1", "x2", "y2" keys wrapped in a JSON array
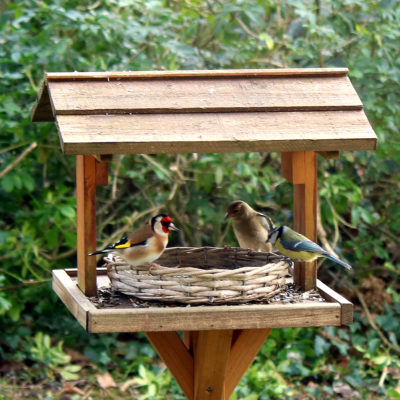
[{"x1": 275, "y1": 239, "x2": 320, "y2": 262}]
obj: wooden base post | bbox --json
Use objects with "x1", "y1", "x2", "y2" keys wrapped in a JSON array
[
  {"x1": 281, "y1": 151, "x2": 317, "y2": 291},
  {"x1": 147, "y1": 329, "x2": 271, "y2": 400},
  {"x1": 76, "y1": 155, "x2": 109, "y2": 297}
]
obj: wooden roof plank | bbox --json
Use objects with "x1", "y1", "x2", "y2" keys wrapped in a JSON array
[
  {"x1": 46, "y1": 75, "x2": 362, "y2": 115},
  {"x1": 45, "y1": 68, "x2": 349, "y2": 81},
  {"x1": 31, "y1": 83, "x2": 54, "y2": 122},
  {"x1": 56, "y1": 110, "x2": 377, "y2": 155}
]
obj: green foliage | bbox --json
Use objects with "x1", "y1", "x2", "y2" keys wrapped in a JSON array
[
  {"x1": 28, "y1": 332, "x2": 82, "y2": 381},
  {"x1": 0, "y1": 0, "x2": 399, "y2": 398}
]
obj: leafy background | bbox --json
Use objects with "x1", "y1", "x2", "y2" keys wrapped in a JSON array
[{"x1": 1, "y1": 0, "x2": 399, "y2": 398}]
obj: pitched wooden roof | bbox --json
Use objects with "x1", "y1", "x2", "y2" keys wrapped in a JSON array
[{"x1": 31, "y1": 68, "x2": 377, "y2": 155}]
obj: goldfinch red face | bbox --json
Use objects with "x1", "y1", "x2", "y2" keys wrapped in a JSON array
[{"x1": 152, "y1": 214, "x2": 179, "y2": 235}]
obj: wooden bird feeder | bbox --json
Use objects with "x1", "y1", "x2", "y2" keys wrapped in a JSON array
[{"x1": 32, "y1": 68, "x2": 376, "y2": 399}]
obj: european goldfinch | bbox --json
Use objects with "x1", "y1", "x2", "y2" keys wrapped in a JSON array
[
  {"x1": 266, "y1": 225, "x2": 351, "y2": 270},
  {"x1": 88, "y1": 214, "x2": 179, "y2": 266},
  {"x1": 225, "y1": 200, "x2": 274, "y2": 252}
]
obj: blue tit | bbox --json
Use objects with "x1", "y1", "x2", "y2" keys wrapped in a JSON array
[
  {"x1": 225, "y1": 200, "x2": 274, "y2": 252},
  {"x1": 266, "y1": 225, "x2": 351, "y2": 270}
]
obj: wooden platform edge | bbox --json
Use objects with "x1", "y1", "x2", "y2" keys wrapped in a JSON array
[
  {"x1": 52, "y1": 269, "x2": 96, "y2": 330},
  {"x1": 52, "y1": 269, "x2": 353, "y2": 333},
  {"x1": 317, "y1": 280, "x2": 353, "y2": 325},
  {"x1": 45, "y1": 68, "x2": 349, "y2": 81}
]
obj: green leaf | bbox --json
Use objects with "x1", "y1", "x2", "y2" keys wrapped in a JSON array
[
  {"x1": 23, "y1": 174, "x2": 35, "y2": 192},
  {"x1": 386, "y1": 388, "x2": 400, "y2": 399},
  {"x1": 60, "y1": 205, "x2": 76, "y2": 218},
  {"x1": 1, "y1": 174, "x2": 14, "y2": 192},
  {"x1": 60, "y1": 364, "x2": 82, "y2": 381},
  {"x1": 258, "y1": 32, "x2": 274, "y2": 50},
  {"x1": 371, "y1": 355, "x2": 390, "y2": 365},
  {"x1": 215, "y1": 166, "x2": 224, "y2": 185}
]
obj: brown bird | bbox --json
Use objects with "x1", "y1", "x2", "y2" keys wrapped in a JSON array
[
  {"x1": 225, "y1": 200, "x2": 274, "y2": 252},
  {"x1": 88, "y1": 214, "x2": 179, "y2": 266}
]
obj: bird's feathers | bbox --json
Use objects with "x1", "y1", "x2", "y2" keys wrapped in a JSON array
[
  {"x1": 88, "y1": 214, "x2": 177, "y2": 266},
  {"x1": 226, "y1": 200, "x2": 274, "y2": 252},
  {"x1": 256, "y1": 212, "x2": 274, "y2": 232},
  {"x1": 113, "y1": 236, "x2": 131, "y2": 249},
  {"x1": 268, "y1": 225, "x2": 351, "y2": 270},
  {"x1": 126, "y1": 224, "x2": 154, "y2": 246},
  {"x1": 323, "y1": 253, "x2": 352, "y2": 270},
  {"x1": 280, "y1": 235, "x2": 325, "y2": 255}
]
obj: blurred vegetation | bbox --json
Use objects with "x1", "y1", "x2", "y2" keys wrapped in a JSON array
[{"x1": 0, "y1": 0, "x2": 399, "y2": 398}]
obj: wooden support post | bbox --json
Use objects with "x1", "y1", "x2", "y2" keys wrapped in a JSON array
[
  {"x1": 194, "y1": 330, "x2": 233, "y2": 400},
  {"x1": 76, "y1": 155, "x2": 97, "y2": 297},
  {"x1": 146, "y1": 331, "x2": 194, "y2": 399},
  {"x1": 224, "y1": 329, "x2": 272, "y2": 398},
  {"x1": 95, "y1": 160, "x2": 109, "y2": 186},
  {"x1": 281, "y1": 151, "x2": 317, "y2": 291},
  {"x1": 146, "y1": 329, "x2": 271, "y2": 400},
  {"x1": 76, "y1": 155, "x2": 108, "y2": 297}
]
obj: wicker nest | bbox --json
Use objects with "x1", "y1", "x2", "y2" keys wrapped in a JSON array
[{"x1": 105, "y1": 247, "x2": 292, "y2": 304}]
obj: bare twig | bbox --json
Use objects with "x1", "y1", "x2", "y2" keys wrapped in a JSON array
[
  {"x1": 0, "y1": 142, "x2": 37, "y2": 179},
  {"x1": 235, "y1": 15, "x2": 259, "y2": 39},
  {"x1": 111, "y1": 155, "x2": 123, "y2": 200},
  {"x1": 166, "y1": 205, "x2": 194, "y2": 246},
  {"x1": 355, "y1": 287, "x2": 400, "y2": 355},
  {"x1": 326, "y1": 197, "x2": 357, "y2": 230},
  {"x1": 141, "y1": 154, "x2": 172, "y2": 181},
  {"x1": 40, "y1": 247, "x2": 77, "y2": 261},
  {"x1": 0, "y1": 142, "x2": 29, "y2": 156},
  {"x1": 0, "y1": 279, "x2": 50, "y2": 291},
  {"x1": 317, "y1": 194, "x2": 339, "y2": 258},
  {"x1": 379, "y1": 365, "x2": 389, "y2": 387},
  {"x1": 215, "y1": 219, "x2": 232, "y2": 247}
]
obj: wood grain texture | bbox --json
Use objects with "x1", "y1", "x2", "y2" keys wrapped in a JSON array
[
  {"x1": 47, "y1": 75, "x2": 362, "y2": 114},
  {"x1": 146, "y1": 331, "x2": 194, "y2": 399},
  {"x1": 317, "y1": 151, "x2": 340, "y2": 160},
  {"x1": 194, "y1": 330, "x2": 233, "y2": 400},
  {"x1": 95, "y1": 160, "x2": 108, "y2": 186},
  {"x1": 31, "y1": 83, "x2": 53, "y2": 122},
  {"x1": 52, "y1": 270, "x2": 96, "y2": 329},
  {"x1": 52, "y1": 270, "x2": 352, "y2": 332},
  {"x1": 87, "y1": 302, "x2": 341, "y2": 333},
  {"x1": 290, "y1": 151, "x2": 318, "y2": 291},
  {"x1": 76, "y1": 155, "x2": 98, "y2": 297},
  {"x1": 56, "y1": 110, "x2": 376, "y2": 155},
  {"x1": 317, "y1": 280, "x2": 353, "y2": 325},
  {"x1": 224, "y1": 329, "x2": 271, "y2": 398},
  {"x1": 44, "y1": 68, "x2": 349, "y2": 81}
]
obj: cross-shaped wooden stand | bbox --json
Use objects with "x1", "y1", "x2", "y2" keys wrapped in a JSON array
[{"x1": 32, "y1": 69, "x2": 376, "y2": 399}]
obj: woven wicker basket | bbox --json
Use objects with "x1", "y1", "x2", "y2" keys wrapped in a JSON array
[{"x1": 106, "y1": 247, "x2": 291, "y2": 304}]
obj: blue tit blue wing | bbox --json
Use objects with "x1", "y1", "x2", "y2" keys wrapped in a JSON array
[
  {"x1": 292, "y1": 239, "x2": 326, "y2": 255},
  {"x1": 280, "y1": 237, "x2": 325, "y2": 255},
  {"x1": 324, "y1": 253, "x2": 352, "y2": 270}
]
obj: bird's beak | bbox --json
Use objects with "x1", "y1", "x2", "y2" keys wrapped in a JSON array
[
  {"x1": 169, "y1": 223, "x2": 179, "y2": 231},
  {"x1": 224, "y1": 212, "x2": 230, "y2": 220}
]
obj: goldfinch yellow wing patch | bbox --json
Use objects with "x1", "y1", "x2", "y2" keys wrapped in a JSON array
[
  {"x1": 113, "y1": 236, "x2": 130, "y2": 249},
  {"x1": 114, "y1": 242, "x2": 131, "y2": 249}
]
